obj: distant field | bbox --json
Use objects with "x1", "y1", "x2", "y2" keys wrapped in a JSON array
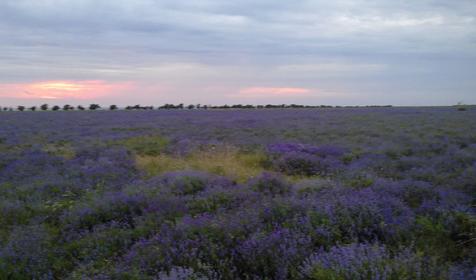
[{"x1": 0, "y1": 107, "x2": 475, "y2": 279}]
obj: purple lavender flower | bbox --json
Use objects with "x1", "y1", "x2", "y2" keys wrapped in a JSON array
[{"x1": 300, "y1": 243, "x2": 448, "y2": 280}]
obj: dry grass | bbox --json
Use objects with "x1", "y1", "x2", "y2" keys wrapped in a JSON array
[{"x1": 136, "y1": 146, "x2": 267, "y2": 183}]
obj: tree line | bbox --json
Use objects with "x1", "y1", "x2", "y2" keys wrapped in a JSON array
[{"x1": 0, "y1": 103, "x2": 394, "y2": 112}]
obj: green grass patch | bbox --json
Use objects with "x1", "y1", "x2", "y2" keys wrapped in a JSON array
[
  {"x1": 136, "y1": 146, "x2": 267, "y2": 183},
  {"x1": 118, "y1": 135, "x2": 169, "y2": 156}
]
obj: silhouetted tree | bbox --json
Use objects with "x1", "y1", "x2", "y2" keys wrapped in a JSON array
[
  {"x1": 77, "y1": 105, "x2": 85, "y2": 110},
  {"x1": 159, "y1": 104, "x2": 174, "y2": 109},
  {"x1": 63, "y1": 104, "x2": 73, "y2": 111},
  {"x1": 89, "y1": 104, "x2": 101, "y2": 110},
  {"x1": 187, "y1": 104, "x2": 195, "y2": 109},
  {"x1": 40, "y1": 104, "x2": 49, "y2": 111},
  {"x1": 17, "y1": 106, "x2": 25, "y2": 111},
  {"x1": 29, "y1": 106, "x2": 36, "y2": 111},
  {"x1": 52, "y1": 105, "x2": 60, "y2": 111},
  {"x1": 110, "y1": 105, "x2": 118, "y2": 110}
]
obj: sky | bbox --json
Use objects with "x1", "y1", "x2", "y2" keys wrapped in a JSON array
[{"x1": 0, "y1": 0, "x2": 475, "y2": 106}]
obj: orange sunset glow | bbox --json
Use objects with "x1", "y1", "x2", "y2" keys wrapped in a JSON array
[
  {"x1": 33, "y1": 82, "x2": 86, "y2": 92},
  {"x1": 0, "y1": 80, "x2": 134, "y2": 100}
]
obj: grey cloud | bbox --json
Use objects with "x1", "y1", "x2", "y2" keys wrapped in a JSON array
[{"x1": 0, "y1": 0, "x2": 475, "y2": 105}]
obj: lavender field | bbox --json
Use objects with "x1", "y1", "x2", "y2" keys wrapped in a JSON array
[{"x1": 0, "y1": 107, "x2": 475, "y2": 279}]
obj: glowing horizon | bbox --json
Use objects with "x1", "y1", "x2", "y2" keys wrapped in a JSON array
[{"x1": 0, "y1": 80, "x2": 134, "y2": 101}]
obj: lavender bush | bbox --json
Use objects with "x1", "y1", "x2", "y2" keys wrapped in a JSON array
[
  {"x1": 0, "y1": 107, "x2": 474, "y2": 279},
  {"x1": 300, "y1": 243, "x2": 448, "y2": 280}
]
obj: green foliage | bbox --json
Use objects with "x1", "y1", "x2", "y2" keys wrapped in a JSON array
[
  {"x1": 64, "y1": 227, "x2": 135, "y2": 264},
  {"x1": 308, "y1": 211, "x2": 330, "y2": 227},
  {"x1": 172, "y1": 176, "x2": 206, "y2": 196},
  {"x1": 342, "y1": 150, "x2": 362, "y2": 164},
  {"x1": 347, "y1": 175, "x2": 374, "y2": 189},
  {"x1": 308, "y1": 266, "x2": 345, "y2": 280},
  {"x1": 413, "y1": 214, "x2": 475, "y2": 261},
  {"x1": 120, "y1": 135, "x2": 169, "y2": 156},
  {"x1": 42, "y1": 140, "x2": 75, "y2": 159},
  {"x1": 188, "y1": 192, "x2": 233, "y2": 215}
]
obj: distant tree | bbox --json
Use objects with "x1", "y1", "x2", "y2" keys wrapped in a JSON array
[
  {"x1": 52, "y1": 105, "x2": 60, "y2": 111},
  {"x1": 187, "y1": 104, "x2": 195, "y2": 110},
  {"x1": 124, "y1": 104, "x2": 154, "y2": 110},
  {"x1": 29, "y1": 106, "x2": 36, "y2": 111},
  {"x1": 77, "y1": 105, "x2": 85, "y2": 110},
  {"x1": 89, "y1": 104, "x2": 101, "y2": 110},
  {"x1": 110, "y1": 105, "x2": 118, "y2": 110},
  {"x1": 17, "y1": 106, "x2": 25, "y2": 111},
  {"x1": 63, "y1": 104, "x2": 73, "y2": 111},
  {"x1": 196, "y1": 104, "x2": 201, "y2": 109},
  {"x1": 178, "y1": 103, "x2": 184, "y2": 109},
  {"x1": 40, "y1": 104, "x2": 49, "y2": 111},
  {"x1": 456, "y1": 101, "x2": 467, "y2": 111},
  {"x1": 159, "y1": 104, "x2": 175, "y2": 109}
]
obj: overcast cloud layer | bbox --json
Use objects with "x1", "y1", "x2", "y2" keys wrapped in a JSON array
[{"x1": 0, "y1": 0, "x2": 475, "y2": 106}]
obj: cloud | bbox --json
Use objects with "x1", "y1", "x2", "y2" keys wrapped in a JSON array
[
  {"x1": 277, "y1": 63, "x2": 387, "y2": 74},
  {"x1": 333, "y1": 15, "x2": 445, "y2": 31},
  {"x1": 0, "y1": 1, "x2": 475, "y2": 105},
  {"x1": 234, "y1": 87, "x2": 312, "y2": 98}
]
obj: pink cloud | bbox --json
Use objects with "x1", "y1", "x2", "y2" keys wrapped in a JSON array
[
  {"x1": 0, "y1": 80, "x2": 134, "y2": 100},
  {"x1": 236, "y1": 87, "x2": 312, "y2": 98}
]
